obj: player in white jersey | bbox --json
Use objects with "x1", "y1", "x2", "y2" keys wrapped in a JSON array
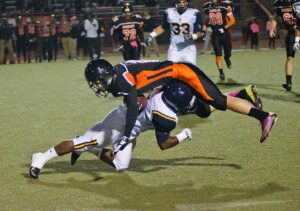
[
  {"x1": 145, "y1": 0, "x2": 205, "y2": 65},
  {"x1": 28, "y1": 82, "x2": 195, "y2": 179}
]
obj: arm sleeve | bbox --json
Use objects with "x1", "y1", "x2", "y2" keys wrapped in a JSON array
[
  {"x1": 124, "y1": 87, "x2": 139, "y2": 137},
  {"x1": 194, "y1": 11, "x2": 203, "y2": 33},
  {"x1": 161, "y1": 11, "x2": 170, "y2": 30},
  {"x1": 152, "y1": 111, "x2": 176, "y2": 144}
]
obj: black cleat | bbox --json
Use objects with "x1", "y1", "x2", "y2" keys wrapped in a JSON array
[
  {"x1": 29, "y1": 166, "x2": 40, "y2": 179},
  {"x1": 225, "y1": 59, "x2": 232, "y2": 69},
  {"x1": 282, "y1": 82, "x2": 292, "y2": 91},
  {"x1": 71, "y1": 152, "x2": 81, "y2": 165},
  {"x1": 219, "y1": 72, "x2": 225, "y2": 81}
]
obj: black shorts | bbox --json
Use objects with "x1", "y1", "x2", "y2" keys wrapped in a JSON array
[
  {"x1": 286, "y1": 30, "x2": 296, "y2": 58},
  {"x1": 211, "y1": 30, "x2": 232, "y2": 59}
]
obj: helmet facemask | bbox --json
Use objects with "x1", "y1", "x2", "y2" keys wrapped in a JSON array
[{"x1": 88, "y1": 77, "x2": 112, "y2": 98}]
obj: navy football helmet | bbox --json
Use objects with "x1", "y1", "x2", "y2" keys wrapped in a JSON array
[
  {"x1": 175, "y1": 0, "x2": 189, "y2": 14},
  {"x1": 84, "y1": 59, "x2": 114, "y2": 97},
  {"x1": 162, "y1": 82, "x2": 196, "y2": 113}
]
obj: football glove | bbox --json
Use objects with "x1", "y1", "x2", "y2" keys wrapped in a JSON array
[
  {"x1": 175, "y1": 128, "x2": 192, "y2": 142},
  {"x1": 293, "y1": 37, "x2": 300, "y2": 51},
  {"x1": 146, "y1": 35, "x2": 153, "y2": 46},
  {"x1": 113, "y1": 136, "x2": 130, "y2": 156},
  {"x1": 218, "y1": 28, "x2": 225, "y2": 34}
]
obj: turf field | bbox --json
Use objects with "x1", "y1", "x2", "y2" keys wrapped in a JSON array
[{"x1": 0, "y1": 49, "x2": 300, "y2": 210}]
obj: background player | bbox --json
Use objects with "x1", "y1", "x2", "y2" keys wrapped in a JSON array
[
  {"x1": 84, "y1": 58, "x2": 277, "y2": 149},
  {"x1": 29, "y1": 82, "x2": 195, "y2": 179},
  {"x1": 146, "y1": 0, "x2": 204, "y2": 65},
  {"x1": 270, "y1": 0, "x2": 298, "y2": 91},
  {"x1": 112, "y1": 3, "x2": 144, "y2": 60},
  {"x1": 203, "y1": 0, "x2": 236, "y2": 80}
]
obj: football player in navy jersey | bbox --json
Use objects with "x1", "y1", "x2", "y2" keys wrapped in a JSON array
[
  {"x1": 203, "y1": 0, "x2": 236, "y2": 80},
  {"x1": 146, "y1": 0, "x2": 204, "y2": 65},
  {"x1": 29, "y1": 82, "x2": 195, "y2": 179},
  {"x1": 270, "y1": 0, "x2": 299, "y2": 91},
  {"x1": 112, "y1": 3, "x2": 144, "y2": 60}
]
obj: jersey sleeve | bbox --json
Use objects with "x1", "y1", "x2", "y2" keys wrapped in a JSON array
[
  {"x1": 114, "y1": 63, "x2": 137, "y2": 94},
  {"x1": 194, "y1": 10, "x2": 203, "y2": 33},
  {"x1": 161, "y1": 10, "x2": 170, "y2": 30},
  {"x1": 152, "y1": 110, "x2": 177, "y2": 144},
  {"x1": 293, "y1": 1, "x2": 300, "y2": 28}
]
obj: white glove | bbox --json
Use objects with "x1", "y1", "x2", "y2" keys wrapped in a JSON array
[
  {"x1": 175, "y1": 128, "x2": 192, "y2": 142},
  {"x1": 146, "y1": 35, "x2": 153, "y2": 46},
  {"x1": 184, "y1": 34, "x2": 193, "y2": 40},
  {"x1": 218, "y1": 28, "x2": 224, "y2": 34},
  {"x1": 293, "y1": 37, "x2": 300, "y2": 51},
  {"x1": 113, "y1": 136, "x2": 129, "y2": 156},
  {"x1": 118, "y1": 45, "x2": 124, "y2": 52}
]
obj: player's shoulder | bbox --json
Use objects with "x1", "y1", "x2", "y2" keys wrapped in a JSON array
[
  {"x1": 131, "y1": 14, "x2": 144, "y2": 23},
  {"x1": 186, "y1": 8, "x2": 201, "y2": 15},
  {"x1": 165, "y1": 7, "x2": 177, "y2": 15}
]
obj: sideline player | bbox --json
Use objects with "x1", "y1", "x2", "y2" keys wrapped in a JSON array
[
  {"x1": 270, "y1": 0, "x2": 298, "y2": 91},
  {"x1": 203, "y1": 0, "x2": 236, "y2": 80},
  {"x1": 29, "y1": 83, "x2": 197, "y2": 179},
  {"x1": 145, "y1": 0, "x2": 204, "y2": 65},
  {"x1": 84, "y1": 58, "x2": 277, "y2": 148},
  {"x1": 112, "y1": 3, "x2": 144, "y2": 60}
]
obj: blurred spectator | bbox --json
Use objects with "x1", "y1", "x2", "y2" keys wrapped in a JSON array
[
  {"x1": 84, "y1": 14, "x2": 100, "y2": 59},
  {"x1": 97, "y1": 17, "x2": 106, "y2": 55},
  {"x1": 143, "y1": 10, "x2": 159, "y2": 57},
  {"x1": 76, "y1": 15, "x2": 87, "y2": 59},
  {"x1": 240, "y1": 18, "x2": 251, "y2": 48},
  {"x1": 49, "y1": 14, "x2": 59, "y2": 61},
  {"x1": 15, "y1": 16, "x2": 27, "y2": 63},
  {"x1": 0, "y1": 15, "x2": 15, "y2": 64},
  {"x1": 266, "y1": 17, "x2": 276, "y2": 49},
  {"x1": 250, "y1": 18, "x2": 259, "y2": 50},
  {"x1": 59, "y1": 15, "x2": 76, "y2": 60},
  {"x1": 25, "y1": 17, "x2": 37, "y2": 63},
  {"x1": 70, "y1": 16, "x2": 81, "y2": 60}
]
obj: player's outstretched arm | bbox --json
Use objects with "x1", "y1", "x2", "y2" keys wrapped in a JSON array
[{"x1": 157, "y1": 129, "x2": 192, "y2": 150}]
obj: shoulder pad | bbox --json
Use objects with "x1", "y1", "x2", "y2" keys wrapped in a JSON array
[{"x1": 152, "y1": 110, "x2": 176, "y2": 133}]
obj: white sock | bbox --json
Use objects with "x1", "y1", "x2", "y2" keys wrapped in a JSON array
[{"x1": 33, "y1": 147, "x2": 58, "y2": 169}]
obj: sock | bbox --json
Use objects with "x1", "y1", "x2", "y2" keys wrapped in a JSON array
[
  {"x1": 219, "y1": 69, "x2": 224, "y2": 74},
  {"x1": 248, "y1": 108, "x2": 269, "y2": 121},
  {"x1": 36, "y1": 147, "x2": 58, "y2": 169},
  {"x1": 286, "y1": 75, "x2": 292, "y2": 84}
]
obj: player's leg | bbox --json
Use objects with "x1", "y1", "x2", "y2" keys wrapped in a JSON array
[
  {"x1": 223, "y1": 31, "x2": 232, "y2": 69},
  {"x1": 211, "y1": 33, "x2": 225, "y2": 80},
  {"x1": 283, "y1": 32, "x2": 295, "y2": 91},
  {"x1": 178, "y1": 64, "x2": 277, "y2": 142},
  {"x1": 168, "y1": 48, "x2": 182, "y2": 63},
  {"x1": 182, "y1": 46, "x2": 197, "y2": 65}
]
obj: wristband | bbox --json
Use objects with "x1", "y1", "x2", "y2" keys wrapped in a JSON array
[
  {"x1": 149, "y1": 31, "x2": 158, "y2": 38},
  {"x1": 296, "y1": 36, "x2": 300, "y2": 43},
  {"x1": 176, "y1": 131, "x2": 187, "y2": 142}
]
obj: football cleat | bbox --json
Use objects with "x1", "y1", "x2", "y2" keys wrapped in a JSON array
[
  {"x1": 260, "y1": 113, "x2": 277, "y2": 143},
  {"x1": 225, "y1": 59, "x2": 232, "y2": 69},
  {"x1": 29, "y1": 166, "x2": 40, "y2": 179},
  {"x1": 245, "y1": 84, "x2": 263, "y2": 110},
  {"x1": 71, "y1": 152, "x2": 81, "y2": 165},
  {"x1": 282, "y1": 82, "x2": 292, "y2": 91},
  {"x1": 219, "y1": 72, "x2": 225, "y2": 80}
]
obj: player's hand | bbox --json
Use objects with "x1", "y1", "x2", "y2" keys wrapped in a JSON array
[
  {"x1": 113, "y1": 136, "x2": 129, "y2": 156},
  {"x1": 293, "y1": 42, "x2": 300, "y2": 51},
  {"x1": 293, "y1": 37, "x2": 300, "y2": 51},
  {"x1": 200, "y1": 31, "x2": 206, "y2": 41},
  {"x1": 176, "y1": 128, "x2": 192, "y2": 142},
  {"x1": 140, "y1": 42, "x2": 147, "y2": 47},
  {"x1": 146, "y1": 35, "x2": 153, "y2": 46},
  {"x1": 118, "y1": 45, "x2": 124, "y2": 52},
  {"x1": 184, "y1": 34, "x2": 193, "y2": 40},
  {"x1": 218, "y1": 28, "x2": 224, "y2": 34}
]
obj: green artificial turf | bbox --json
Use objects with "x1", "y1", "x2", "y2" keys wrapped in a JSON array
[{"x1": 0, "y1": 50, "x2": 299, "y2": 210}]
